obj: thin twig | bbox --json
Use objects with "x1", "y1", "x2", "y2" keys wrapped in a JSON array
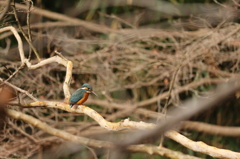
[
  {"x1": 213, "y1": 0, "x2": 228, "y2": 8},
  {"x1": 161, "y1": 67, "x2": 180, "y2": 115},
  {"x1": 26, "y1": 0, "x2": 33, "y2": 60},
  {"x1": 0, "y1": 77, "x2": 38, "y2": 101},
  {"x1": 12, "y1": 1, "x2": 41, "y2": 61},
  {"x1": 6, "y1": 1, "x2": 119, "y2": 34},
  {"x1": 7, "y1": 119, "x2": 38, "y2": 143},
  {"x1": 7, "y1": 109, "x2": 232, "y2": 159},
  {"x1": 98, "y1": 11, "x2": 136, "y2": 29},
  {"x1": 158, "y1": 65, "x2": 180, "y2": 147},
  {"x1": 54, "y1": 50, "x2": 68, "y2": 61},
  {"x1": 0, "y1": 0, "x2": 11, "y2": 21},
  {"x1": 0, "y1": 26, "x2": 72, "y2": 99},
  {"x1": 0, "y1": 63, "x2": 25, "y2": 86}
]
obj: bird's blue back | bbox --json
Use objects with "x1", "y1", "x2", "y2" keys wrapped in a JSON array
[{"x1": 69, "y1": 88, "x2": 87, "y2": 105}]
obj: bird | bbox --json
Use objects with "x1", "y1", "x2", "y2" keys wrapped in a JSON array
[{"x1": 69, "y1": 83, "x2": 98, "y2": 108}]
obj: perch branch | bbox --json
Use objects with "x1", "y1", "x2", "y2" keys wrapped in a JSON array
[
  {"x1": 26, "y1": 101, "x2": 156, "y2": 131},
  {"x1": 6, "y1": 109, "x2": 200, "y2": 159},
  {"x1": 9, "y1": 102, "x2": 240, "y2": 158}
]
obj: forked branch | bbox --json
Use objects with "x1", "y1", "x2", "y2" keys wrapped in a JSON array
[{"x1": 0, "y1": 26, "x2": 72, "y2": 99}]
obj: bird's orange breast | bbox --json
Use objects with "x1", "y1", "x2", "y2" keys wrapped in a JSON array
[{"x1": 76, "y1": 92, "x2": 89, "y2": 105}]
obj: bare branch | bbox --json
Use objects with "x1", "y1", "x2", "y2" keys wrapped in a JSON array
[
  {"x1": 26, "y1": 0, "x2": 33, "y2": 60},
  {"x1": 12, "y1": 2, "x2": 41, "y2": 61},
  {"x1": 0, "y1": 63, "x2": 25, "y2": 86},
  {"x1": 0, "y1": 26, "x2": 72, "y2": 99},
  {"x1": 25, "y1": 101, "x2": 155, "y2": 131},
  {"x1": 118, "y1": 79, "x2": 240, "y2": 157},
  {"x1": 0, "y1": 77, "x2": 38, "y2": 101},
  {"x1": 7, "y1": 109, "x2": 113, "y2": 148},
  {"x1": 7, "y1": 109, "x2": 201, "y2": 159},
  {"x1": 165, "y1": 130, "x2": 240, "y2": 159},
  {"x1": 9, "y1": 101, "x2": 240, "y2": 159},
  {"x1": 181, "y1": 121, "x2": 240, "y2": 137},
  {"x1": 7, "y1": 119, "x2": 38, "y2": 143}
]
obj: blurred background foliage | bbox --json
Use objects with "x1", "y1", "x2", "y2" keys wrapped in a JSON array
[{"x1": 1, "y1": 0, "x2": 240, "y2": 158}]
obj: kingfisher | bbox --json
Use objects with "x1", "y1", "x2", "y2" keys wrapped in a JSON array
[{"x1": 69, "y1": 83, "x2": 98, "y2": 108}]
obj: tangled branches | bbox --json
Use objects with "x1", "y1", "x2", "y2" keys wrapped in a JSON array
[{"x1": 1, "y1": 1, "x2": 240, "y2": 158}]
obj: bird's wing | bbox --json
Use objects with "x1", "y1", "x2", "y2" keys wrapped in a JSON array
[{"x1": 69, "y1": 89, "x2": 85, "y2": 105}]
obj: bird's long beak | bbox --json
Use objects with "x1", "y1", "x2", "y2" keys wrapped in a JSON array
[{"x1": 91, "y1": 91, "x2": 98, "y2": 97}]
